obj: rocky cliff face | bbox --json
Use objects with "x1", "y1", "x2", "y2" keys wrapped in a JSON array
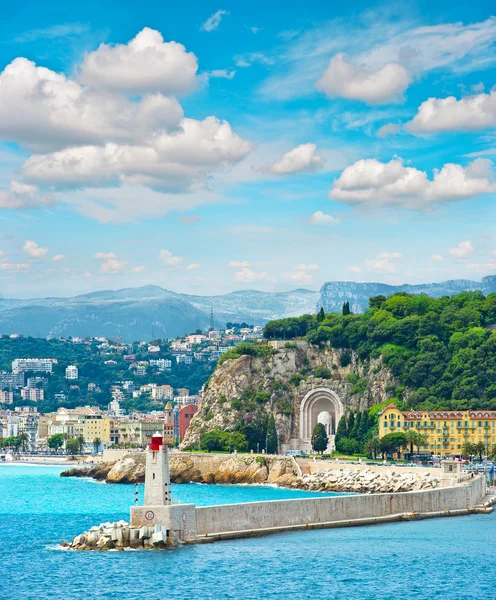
[{"x1": 181, "y1": 341, "x2": 395, "y2": 449}]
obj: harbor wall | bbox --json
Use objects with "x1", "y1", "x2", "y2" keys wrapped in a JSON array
[{"x1": 194, "y1": 475, "x2": 485, "y2": 538}]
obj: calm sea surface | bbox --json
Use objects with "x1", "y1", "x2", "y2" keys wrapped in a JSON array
[{"x1": 1, "y1": 464, "x2": 495, "y2": 600}]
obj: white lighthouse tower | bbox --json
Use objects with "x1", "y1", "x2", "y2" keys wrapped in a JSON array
[
  {"x1": 130, "y1": 431, "x2": 197, "y2": 542},
  {"x1": 144, "y1": 432, "x2": 171, "y2": 506}
]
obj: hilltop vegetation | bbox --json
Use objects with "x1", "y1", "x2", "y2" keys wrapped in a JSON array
[{"x1": 264, "y1": 291, "x2": 496, "y2": 410}]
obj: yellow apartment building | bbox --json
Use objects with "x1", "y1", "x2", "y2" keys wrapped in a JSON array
[
  {"x1": 379, "y1": 403, "x2": 496, "y2": 457},
  {"x1": 73, "y1": 414, "x2": 111, "y2": 445}
]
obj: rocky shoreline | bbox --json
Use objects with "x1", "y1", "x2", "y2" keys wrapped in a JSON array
[{"x1": 60, "y1": 454, "x2": 440, "y2": 494}]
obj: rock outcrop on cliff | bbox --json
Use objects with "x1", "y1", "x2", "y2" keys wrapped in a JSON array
[{"x1": 181, "y1": 341, "x2": 395, "y2": 450}]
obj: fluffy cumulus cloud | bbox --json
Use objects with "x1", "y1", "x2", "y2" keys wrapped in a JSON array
[
  {"x1": 157, "y1": 249, "x2": 183, "y2": 267},
  {"x1": 0, "y1": 181, "x2": 54, "y2": 209},
  {"x1": 448, "y1": 240, "x2": 473, "y2": 259},
  {"x1": 365, "y1": 252, "x2": 402, "y2": 273},
  {"x1": 0, "y1": 262, "x2": 30, "y2": 271},
  {"x1": 186, "y1": 263, "x2": 200, "y2": 271},
  {"x1": 297, "y1": 263, "x2": 319, "y2": 271},
  {"x1": 93, "y1": 252, "x2": 127, "y2": 273},
  {"x1": 78, "y1": 28, "x2": 199, "y2": 96},
  {"x1": 329, "y1": 158, "x2": 496, "y2": 209},
  {"x1": 282, "y1": 263, "x2": 319, "y2": 286},
  {"x1": 431, "y1": 254, "x2": 444, "y2": 261},
  {"x1": 407, "y1": 90, "x2": 496, "y2": 133},
  {"x1": 209, "y1": 69, "x2": 236, "y2": 79},
  {"x1": 201, "y1": 10, "x2": 229, "y2": 32},
  {"x1": 23, "y1": 117, "x2": 253, "y2": 192},
  {"x1": 52, "y1": 254, "x2": 65, "y2": 261},
  {"x1": 316, "y1": 53, "x2": 410, "y2": 104},
  {"x1": 269, "y1": 143, "x2": 324, "y2": 175},
  {"x1": 376, "y1": 123, "x2": 401, "y2": 138},
  {"x1": 228, "y1": 260, "x2": 250, "y2": 268},
  {"x1": 308, "y1": 211, "x2": 340, "y2": 225},
  {"x1": 234, "y1": 267, "x2": 268, "y2": 283},
  {"x1": 23, "y1": 240, "x2": 48, "y2": 259},
  {"x1": 0, "y1": 57, "x2": 184, "y2": 153},
  {"x1": 348, "y1": 266, "x2": 361, "y2": 273}
]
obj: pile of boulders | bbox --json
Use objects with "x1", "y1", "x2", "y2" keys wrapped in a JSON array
[
  {"x1": 297, "y1": 468, "x2": 441, "y2": 494},
  {"x1": 61, "y1": 520, "x2": 177, "y2": 551}
]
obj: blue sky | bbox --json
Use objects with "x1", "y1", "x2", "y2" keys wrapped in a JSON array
[{"x1": 0, "y1": 0, "x2": 495, "y2": 298}]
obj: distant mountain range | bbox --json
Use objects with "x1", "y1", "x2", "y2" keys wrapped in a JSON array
[
  {"x1": 0, "y1": 276, "x2": 494, "y2": 341},
  {"x1": 318, "y1": 275, "x2": 496, "y2": 313}
]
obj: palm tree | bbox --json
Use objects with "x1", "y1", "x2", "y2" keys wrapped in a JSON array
[
  {"x1": 489, "y1": 444, "x2": 496, "y2": 461},
  {"x1": 405, "y1": 429, "x2": 418, "y2": 457},
  {"x1": 364, "y1": 436, "x2": 381, "y2": 459},
  {"x1": 461, "y1": 442, "x2": 476, "y2": 460},
  {"x1": 474, "y1": 441, "x2": 486, "y2": 461},
  {"x1": 415, "y1": 433, "x2": 428, "y2": 455},
  {"x1": 76, "y1": 434, "x2": 85, "y2": 454},
  {"x1": 18, "y1": 432, "x2": 29, "y2": 452},
  {"x1": 93, "y1": 437, "x2": 102, "y2": 454}
]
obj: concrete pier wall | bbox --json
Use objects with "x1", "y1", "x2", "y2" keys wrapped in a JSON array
[{"x1": 195, "y1": 476, "x2": 485, "y2": 538}]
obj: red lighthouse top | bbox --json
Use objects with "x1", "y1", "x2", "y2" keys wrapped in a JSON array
[{"x1": 149, "y1": 432, "x2": 164, "y2": 451}]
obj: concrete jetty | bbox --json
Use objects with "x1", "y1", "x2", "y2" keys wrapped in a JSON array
[{"x1": 65, "y1": 438, "x2": 493, "y2": 550}]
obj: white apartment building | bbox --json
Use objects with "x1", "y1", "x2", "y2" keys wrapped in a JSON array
[
  {"x1": 65, "y1": 365, "x2": 79, "y2": 379},
  {"x1": 149, "y1": 359, "x2": 172, "y2": 371},
  {"x1": 187, "y1": 334, "x2": 207, "y2": 345},
  {"x1": 176, "y1": 354, "x2": 193, "y2": 365},
  {"x1": 12, "y1": 358, "x2": 56, "y2": 374},
  {"x1": 151, "y1": 385, "x2": 174, "y2": 401}
]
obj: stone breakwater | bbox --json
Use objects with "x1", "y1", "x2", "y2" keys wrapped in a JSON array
[
  {"x1": 295, "y1": 468, "x2": 441, "y2": 494},
  {"x1": 60, "y1": 454, "x2": 441, "y2": 494},
  {"x1": 61, "y1": 520, "x2": 177, "y2": 551}
]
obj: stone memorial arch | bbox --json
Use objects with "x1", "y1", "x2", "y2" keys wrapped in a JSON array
[{"x1": 298, "y1": 387, "x2": 345, "y2": 453}]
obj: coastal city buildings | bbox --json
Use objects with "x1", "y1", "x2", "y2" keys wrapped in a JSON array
[
  {"x1": 379, "y1": 404, "x2": 496, "y2": 457},
  {"x1": 12, "y1": 358, "x2": 56, "y2": 374},
  {"x1": 65, "y1": 365, "x2": 79, "y2": 380}
]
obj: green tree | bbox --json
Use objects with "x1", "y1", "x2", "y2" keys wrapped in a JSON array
[
  {"x1": 48, "y1": 434, "x2": 64, "y2": 451},
  {"x1": 317, "y1": 307, "x2": 325, "y2": 322},
  {"x1": 380, "y1": 432, "x2": 407, "y2": 460},
  {"x1": 93, "y1": 437, "x2": 102, "y2": 454},
  {"x1": 405, "y1": 429, "x2": 419, "y2": 456},
  {"x1": 200, "y1": 430, "x2": 223, "y2": 452},
  {"x1": 18, "y1": 432, "x2": 30, "y2": 452},
  {"x1": 311, "y1": 422, "x2": 329, "y2": 454},
  {"x1": 76, "y1": 434, "x2": 85, "y2": 453},
  {"x1": 66, "y1": 438, "x2": 80, "y2": 455},
  {"x1": 265, "y1": 415, "x2": 278, "y2": 454},
  {"x1": 364, "y1": 436, "x2": 381, "y2": 459},
  {"x1": 335, "y1": 415, "x2": 348, "y2": 446},
  {"x1": 474, "y1": 441, "x2": 486, "y2": 461},
  {"x1": 461, "y1": 442, "x2": 476, "y2": 459}
]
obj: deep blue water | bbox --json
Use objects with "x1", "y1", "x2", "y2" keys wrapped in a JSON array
[{"x1": 1, "y1": 465, "x2": 495, "y2": 600}]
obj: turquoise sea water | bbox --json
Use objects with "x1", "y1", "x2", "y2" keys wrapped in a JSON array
[{"x1": 1, "y1": 465, "x2": 495, "y2": 600}]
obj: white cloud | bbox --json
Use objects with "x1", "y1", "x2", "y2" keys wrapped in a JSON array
[
  {"x1": 0, "y1": 57, "x2": 183, "y2": 153},
  {"x1": 94, "y1": 252, "x2": 116, "y2": 260},
  {"x1": 0, "y1": 262, "x2": 31, "y2": 271},
  {"x1": 448, "y1": 240, "x2": 473, "y2": 259},
  {"x1": 466, "y1": 261, "x2": 496, "y2": 272},
  {"x1": 100, "y1": 258, "x2": 127, "y2": 274},
  {"x1": 431, "y1": 254, "x2": 444, "y2": 261},
  {"x1": 23, "y1": 117, "x2": 253, "y2": 192},
  {"x1": 83, "y1": 271, "x2": 92, "y2": 278},
  {"x1": 347, "y1": 265, "x2": 361, "y2": 273},
  {"x1": 365, "y1": 252, "x2": 402, "y2": 273},
  {"x1": 186, "y1": 263, "x2": 200, "y2": 270},
  {"x1": 282, "y1": 270, "x2": 313, "y2": 285},
  {"x1": 23, "y1": 240, "x2": 48, "y2": 259},
  {"x1": 234, "y1": 52, "x2": 274, "y2": 68},
  {"x1": 201, "y1": 10, "x2": 229, "y2": 32},
  {"x1": 376, "y1": 123, "x2": 401, "y2": 138},
  {"x1": 269, "y1": 143, "x2": 324, "y2": 175},
  {"x1": 317, "y1": 53, "x2": 410, "y2": 104},
  {"x1": 228, "y1": 260, "x2": 250, "y2": 268},
  {"x1": 407, "y1": 90, "x2": 496, "y2": 133},
  {"x1": 210, "y1": 69, "x2": 236, "y2": 79},
  {"x1": 0, "y1": 181, "x2": 54, "y2": 209},
  {"x1": 260, "y1": 16, "x2": 496, "y2": 101},
  {"x1": 52, "y1": 254, "x2": 65, "y2": 261},
  {"x1": 329, "y1": 158, "x2": 496, "y2": 209},
  {"x1": 309, "y1": 211, "x2": 340, "y2": 225},
  {"x1": 234, "y1": 267, "x2": 268, "y2": 283},
  {"x1": 132, "y1": 266, "x2": 145, "y2": 272},
  {"x1": 157, "y1": 249, "x2": 183, "y2": 267},
  {"x1": 297, "y1": 263, "x2": 319, "y2": 271},
  {"x1": 78, "y1": 28, "x2": 199, "y2": 96}
]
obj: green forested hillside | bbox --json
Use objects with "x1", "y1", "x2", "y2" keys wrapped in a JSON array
[{"x1": 264, "y1": 292, "x2": 496, "y2": 410}]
